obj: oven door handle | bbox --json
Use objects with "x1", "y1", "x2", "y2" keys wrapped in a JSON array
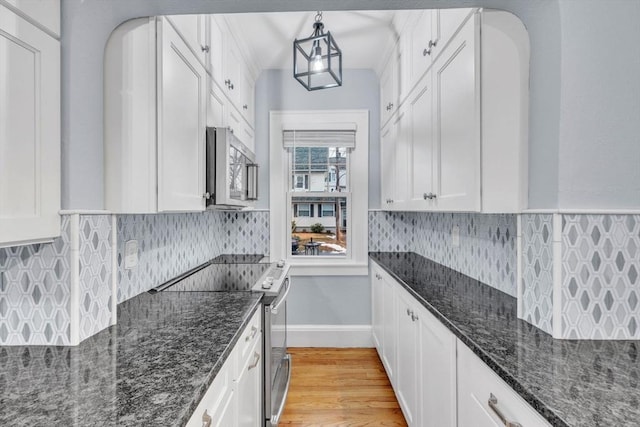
[{"x1": 270, "y1": 278, "x2": 290, "y2": 315}]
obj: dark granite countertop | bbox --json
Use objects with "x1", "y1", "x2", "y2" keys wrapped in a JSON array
[
  {"x1": 0, "y1": 291, "x2": 262, "y2": 426},
  {"x1": 370, "y1": 252, "x2": 639, "y2": 427}
]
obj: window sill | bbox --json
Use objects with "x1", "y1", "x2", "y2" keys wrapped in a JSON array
[{"x1": 288, "y1": 261, "x2": 369, "y2": 276}]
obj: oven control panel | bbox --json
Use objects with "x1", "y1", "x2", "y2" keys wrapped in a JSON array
[{"x1": 253, "y1": 260, "x2": 290, "y2": 295}]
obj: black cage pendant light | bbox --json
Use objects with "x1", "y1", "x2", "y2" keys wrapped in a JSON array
[{"x1": 293, "y1": 11, "x2": 343, "y2": 91}]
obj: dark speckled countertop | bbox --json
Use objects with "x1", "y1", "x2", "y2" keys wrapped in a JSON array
[
  {"x1": 0, "y1": 291, "x2": 261, "y2": 426},
  {"x1": 370, "y1": 252, "x2": 640, "y2": 427}
]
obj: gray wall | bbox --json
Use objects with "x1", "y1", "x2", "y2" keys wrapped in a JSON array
[
  {"x1": 556, "y1": 0, "x2": 640, "y2": 209},
  {"x1": 255, "y1": 69, "x2": 378, "y2": 325},
  {"x1": 288, "y1": 276, "x2": 371, "y2": 325},
  {"x1": 62, "y1": 0, "x2": 639, "y2": 211}
]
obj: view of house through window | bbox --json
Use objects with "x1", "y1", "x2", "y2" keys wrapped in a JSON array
[{"x1": 286, "y1": 133, "x2": 352, "y2": 257}]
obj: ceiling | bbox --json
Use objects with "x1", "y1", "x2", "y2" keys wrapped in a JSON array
[{"x1": 224, "y1": 10, "x2": 398, "y2": 71}]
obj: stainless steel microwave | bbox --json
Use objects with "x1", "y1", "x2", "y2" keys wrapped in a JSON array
[{"x1": 205, "y1": 127, "x2": 258, "y2": 209}]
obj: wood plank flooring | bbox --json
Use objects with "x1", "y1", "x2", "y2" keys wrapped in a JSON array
[{"x1": 279, "y1": 348, "x2": 408, "y2": 426}]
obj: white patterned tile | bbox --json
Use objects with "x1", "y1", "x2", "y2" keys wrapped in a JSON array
[
  {"x1": 116, "y1": 210, "x2": 269, "y2": 303},
  {"x1": 561, "y1": 214, "x2": 640, "y2": 339},
  {"x1": 77, "y1": 215, "x2": 113, "y2": 341},
  {"x1": 521, "y1": 214, "x2": 554, "y2": 334},
  {"x1": 0, "y1": 217, "x2": 72, "y2": 345}
]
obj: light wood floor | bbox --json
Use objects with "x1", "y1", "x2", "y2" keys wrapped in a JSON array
[{"x1": 279, "y1": 348, "x2": 408, "y2": 426}]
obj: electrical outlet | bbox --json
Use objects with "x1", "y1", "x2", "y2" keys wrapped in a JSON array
[
  {"x1": 124, "y1": 240, "x2": 139, "y2": 269},
  {"x1": 452, "y1": 226, "x2": 460, "y2": 247}
]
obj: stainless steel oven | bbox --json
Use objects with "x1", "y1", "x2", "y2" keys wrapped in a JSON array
[{"x1": 253, "y1": 262, "x2": 291, "y2": 427}]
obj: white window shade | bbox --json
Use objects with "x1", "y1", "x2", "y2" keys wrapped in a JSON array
[{"x1": 283, "y1": 129, "x2": 356, "y2": 148}]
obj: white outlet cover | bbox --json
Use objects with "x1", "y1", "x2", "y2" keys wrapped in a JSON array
[
  {"x1": 452, "y1": 226, "x2": 460, "y2": 247},
  {"x1": 124, "y1": 240, "x2": 139, "y2": 269}
]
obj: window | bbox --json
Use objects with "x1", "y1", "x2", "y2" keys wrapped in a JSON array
[
  {"x1": 270, "y1": 110, "x2": 369, "y2": 275},
  {"x1": 296, "y1": 203, "x2": 311, "y2": 217},
  {"x1": 321, "y1": 203, "x2": 335, "y2": 217}
]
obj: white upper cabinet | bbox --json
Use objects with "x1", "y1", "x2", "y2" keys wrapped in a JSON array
[
  {"x1": 431, "y1": 16, "x2": 480, "y2": 211},
  {"x1": 157, "y1": 18, "x2": 207, "y2": 212},
  {"x1": 0, "y1": 3, "x2": 60, "y2": 247},
  {"x1": 104, "y1": 17, "x2": 206, "y2": 213},
  {"x1": 405, "y1": 10, "x2": 434, "y2": 92},
  {"x1": 207, "y1": 16, "x2": 225, "y2": 84},
  {"x1": 166, "y1": 14, "x2": 207, "y2": 67},
  {"x1": 379, "y1": 8, "x2": 528, "y2": 213},
  {"x1": 0, "y1": 0, "x2": 60, "y2": 37}
]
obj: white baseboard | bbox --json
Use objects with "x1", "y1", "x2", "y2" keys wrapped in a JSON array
[{"x1": 287, "y1": 324, "x2": 373, "y2": 348}]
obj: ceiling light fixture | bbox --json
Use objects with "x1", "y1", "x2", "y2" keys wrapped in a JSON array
[{"x1": 293, "y1": 11, "x2": 342, "y2": 91}]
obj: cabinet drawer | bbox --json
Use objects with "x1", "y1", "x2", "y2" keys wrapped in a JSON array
[
  {"x1": 457, "y1": 342, "x2": 551, "y2": 427},
  {"x1": 238, "y1": 309, "x2": 261, "y2": 361}
]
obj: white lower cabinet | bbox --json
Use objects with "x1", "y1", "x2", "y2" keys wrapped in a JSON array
[
  {"x1": 457, "y1": 343, "x2": 551, "y2": 427},
  {"x1": 419, "y1": 302, "x2": 457, "y2": 427},
  {"x1": 371, "y1": 259, "x2": 547, "y2": 427},
  {"x1": 186, "y1": 309, "x2": 262, "y2": 427},
  {"x1": 395, "y1": 288, "x2": 419, "y2": 425}
]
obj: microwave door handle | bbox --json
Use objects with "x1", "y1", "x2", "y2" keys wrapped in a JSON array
[
  {"x1": 271, "y1": 278, "x2": 290, "y2": 314},
  {"x1": 246, "y1": 164, "x2": 259, "y2": 201}
]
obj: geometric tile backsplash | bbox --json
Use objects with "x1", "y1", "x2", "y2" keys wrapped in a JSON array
[
  {"x1": 116, "y1": 210, "x2": 270, "y2": 303},
  {"x1": 521, "y1": 214, "x2": 555, "y2": 335},
  {"x1": 1, "y1": 209, "x2": 269, "y2": 345},
  {"x1": 77, "y1": 215, "x2": 113, "y2": 342},
  {"x1": 0, "y1": 216, "x2": 72, "y2": 345},
  {"x1": 520, "y1": 213, "x2": 640, "y2": 339},
  {"x1": 560, "y1": 214, "x2": 640, "y2": 339},
  {"x1": 369, "y1": 211, "x2": 517, "y2": 297}
]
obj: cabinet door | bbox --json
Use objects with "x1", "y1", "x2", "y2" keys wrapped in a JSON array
[
  {"x1": 407, "y1": 10, "x2": 433, "y2": 91},
  {"x1": 395, "y1": 290, "x2": 419, "y2": 425},
  {"x1": 380, "y1": 59, "x2": 395, "y2": 127},
  {"x1": 419, "y1": 306, "x2": 457, "y2": 427},
  {"x1": 432, "y1": 16, "x2": 480, "y2": 211},
  {"x1": 241, "y1": 71, "x2": 255, "y2": 126},
  {"x1": 458, "y1": 342, "x2": 552, "y2": 427},
  {"x1": 157, "y1": 18, "x2": 206, "y2": 212},
  {"x1": 408, "y1": 76, "x2": 436, "y2": 210},
  {"x1": 166, "y1": 15, "x2": 207, "y2": 66},
  {"x1": 0, "y1": 5, "x2": 60, "y2": 246},
  {"x1": 392, "y1": 108, "x2": 410, "y2": 209},
  {"x1": 434, "y1": 8, "x2": 474, "y2": 56},
  {"x1": 224, "y1": 34, "x2": 243, "y2": 108},
  {"x1": 214, "y1": 389, "x2": 237, "y2": 427},
  {"x1": 236, "y1": 339, "x2": 262, "y2": 427},
  {"x1": 208, "y1": 80, "x2": 227, "y2": 128},
  {"x1": 208, "y1": 15, "x2": 225, "y2": 83},
  {"x1": 371, "y1": 265, "x2": 384, "y2": 353},
  {"x1": 381, "y1": 276, "x2": 397, "y2": 385},
  {"x1": 380, "y1": 121, "x2": 396, "y2": 209}
]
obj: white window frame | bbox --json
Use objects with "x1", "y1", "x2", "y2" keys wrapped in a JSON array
[
  {"x1": 270, "y1": 110, "x2": 369, "y2": 276},
  {"x1": 296, "y1": 202, "x2": 311, "y2": 217}
]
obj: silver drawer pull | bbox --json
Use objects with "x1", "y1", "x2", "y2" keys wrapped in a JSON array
[
  {"x1": 245, "y1": 325, "x2": 258, "y2": 342},
  {"x1": 488, "y1": 393, "x2": 523, "y2": 427},
  {"x1": 248, "y1": 352, "x2": 260, "y2": 370},
  {"x1": 202, "y1": 409, "x2": 212, "y2": 427}
]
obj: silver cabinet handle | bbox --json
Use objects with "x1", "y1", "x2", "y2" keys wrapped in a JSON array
[
  {"x1": 423, "y1": 48, "x2": 431, "y2": 56},
  {"x1": 406, "y1": 308, "x2": 411, "y2": 316},
  {"x1": 429, "y1": 39, "x2": 438, "y2": 49},
  {"x1": 201, "y1": 45, "x2": 210, "y2": 53},
  {"x1": 424, "y1": 192, "x2": 437, "y2": 200},
  {"x1": 203, "y1": 192, "x2": 211, "y2": 200},
  {"x1": 202, "y1": 409, "x2": 212, "y2": 427},
  {"x1": 488, "y1": 393, "x2": 523, "y2": 427},
  {"x1": 243, "y1": 104, "x2": 248, "y2": 110},
  {"x1": 248, "y1": 351, "x2": 260, "y2": 370},
  {"x1": 411, "y1": 313, "x2": 419, "y2": 322},
  {"x1": 245, "y1": 325, "x2": 258, "y2": 342}
]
